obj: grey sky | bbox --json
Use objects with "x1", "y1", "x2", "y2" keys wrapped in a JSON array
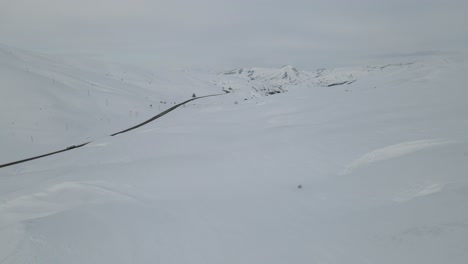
[{"x1": 1, "y1": 0, "x2": 467, "y2": 70}]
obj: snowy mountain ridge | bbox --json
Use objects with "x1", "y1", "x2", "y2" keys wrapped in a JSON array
[{"x1": 216, "y1": 61, "x2": 421, "y2": 97}]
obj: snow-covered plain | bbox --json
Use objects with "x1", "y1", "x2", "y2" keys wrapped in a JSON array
[{"x1": 1, "y1": 45, "x2": 468, "y2": 263}]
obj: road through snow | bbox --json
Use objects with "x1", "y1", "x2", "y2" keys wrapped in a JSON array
[{"x1": 0, "y1": 92, "x2": 229, "y2": 169}]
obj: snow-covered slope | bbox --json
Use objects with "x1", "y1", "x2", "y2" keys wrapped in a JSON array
[
  {"x1": 1, "y1": 46, "x2": 468, "y2": 264},
  {"x1": 0, "y1": 44, "x2": 222, "y2": 163}
]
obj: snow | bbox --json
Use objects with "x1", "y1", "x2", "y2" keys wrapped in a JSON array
[
  {"x1": 1, "y1": 45, "x2": 468, "y2": 263},
  {"x1": 340, "y1": 139, "x2": 456, "y2": 175}
]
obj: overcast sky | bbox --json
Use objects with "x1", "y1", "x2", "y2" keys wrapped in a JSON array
[{"x1": 1, "y1": 0, "x2": 467, "y2": 70}]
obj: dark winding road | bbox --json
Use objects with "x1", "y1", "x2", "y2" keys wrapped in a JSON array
[{"x1": 0, "y1": 91, "x2": 229, "y2": 169}]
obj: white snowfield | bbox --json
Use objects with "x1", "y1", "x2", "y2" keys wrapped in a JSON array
[
  {"x1": 340, "y1": 139, "x2": 457, "y2": 175},
  {"x1": 1, "y1": 44, "x2": 468, "y2": 264}
]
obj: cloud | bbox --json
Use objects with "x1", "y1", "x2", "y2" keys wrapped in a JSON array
[{"x1": 0, "y1": 0, "x2": 467, "y2": 69}]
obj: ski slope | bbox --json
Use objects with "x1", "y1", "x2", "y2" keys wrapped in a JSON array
[{"x1": 1, "y1": 45, "x2": 468, "y2": 264}]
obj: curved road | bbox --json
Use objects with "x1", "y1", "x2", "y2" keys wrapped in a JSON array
[{"x1": 0, "y1": 91, "x2": 229, "y2": 169}]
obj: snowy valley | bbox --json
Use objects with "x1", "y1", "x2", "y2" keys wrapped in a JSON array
[{"x1": 1, "y1": 45, "x2": 468, "y2": 264}]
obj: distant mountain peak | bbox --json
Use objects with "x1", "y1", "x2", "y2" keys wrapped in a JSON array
[{"x1": 281, "y1": 65, "x2": 298, "y2": 71}]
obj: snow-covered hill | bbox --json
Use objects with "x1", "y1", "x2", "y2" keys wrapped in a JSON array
[
  {"x1": 1, "y1": 46, "x2": 468, "y2": 264},
  {"x1": 0, "y1": 44, "x2": 223, "y2": 163},
  {"x1": 215, "y1": 62, "x2": 422, "y2": 98}
]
